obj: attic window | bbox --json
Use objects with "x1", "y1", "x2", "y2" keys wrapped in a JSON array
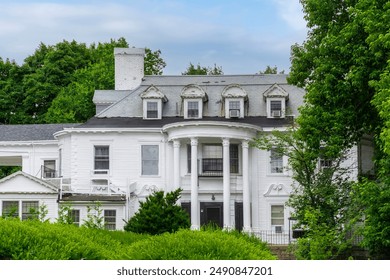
[
  {"x1": 146, "y1": 101, "x2": 158, "y2": 119},
  {"x1": 263, "y1": 84, "x2": 289, "y2": 119}
]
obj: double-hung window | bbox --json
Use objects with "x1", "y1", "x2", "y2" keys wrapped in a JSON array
[
  {"x1": 104, "y1": 210, "x2": 116, "y2": 230},
  {"x1": 43, "y1": 160, "x2": 56, "y2": 178},
  {"x1": 146, "y1": 101, "x2": 158, "y2": 119},
  {"x1": 142, "y1": 145, "x2": 159, "y2": 175},
  {"x1": 71, "y1": 209, "x2": 80, "y2": 227},
  {"x1": 270, "y1": 148, "x2": 283, "y2": 174},
  {"x1": 270, "y1": 100, "x2": 282, "y2": 117},
  {"x1": 187, "y1": 101, "x2": 199, "y2": 118},
  {"x1": 271, "y1": 205, "x2": 284, "y2": 232},
  {"x1": 2, "y1": 201, "x2": 19, "y2": 218},
  {"x1": 22, "y1": 201, "x2": 39, "y2": 220},
  {"x1": 94, "y1": 146, "x2": 109, "y2": 173}
]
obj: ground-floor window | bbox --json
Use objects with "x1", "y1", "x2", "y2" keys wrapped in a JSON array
[
  {"x1": 71, "y1": 209, "x2": 80, "y2": 226},
  {"x1": 2, "y1": 201, "x2": 19, "y2": 217},
  {"x1": 1, "y1": 200, "x2": 39, "y2": 220},
  {"x1": 104, "y1": 210, "x2": 116, "y2": 230},
  {"x1": 22, "y1": 201, "x2": 39, "y2": 220},
  {"x1": 271, "y1": 205, "x2": 284, "y2": 233}
]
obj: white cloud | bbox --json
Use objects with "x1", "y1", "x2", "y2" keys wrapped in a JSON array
[{"x1": 272, "y1": 0, "x2": 307, "y2": 31}]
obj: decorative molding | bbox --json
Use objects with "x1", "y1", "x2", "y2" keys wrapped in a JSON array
[
  {"x1": 263, "y1": 84, "x2": 289, "y2": 100},
  {"x1": 140, "y1": 85, "x2": 168, "y2": 102},
  {"x1": 221, "y1": 84, "x2": 248, "y2": 100},
  {"x1": 181, "y1": 84, "x2": 208, "y2": 101},
  {"x1": 263, "y1": 183, "x2": 289, "y2": 197}
]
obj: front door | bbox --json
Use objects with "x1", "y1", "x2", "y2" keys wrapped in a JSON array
[{"x1": 200, "y1": 202, "x2": 223, "y2": 228}]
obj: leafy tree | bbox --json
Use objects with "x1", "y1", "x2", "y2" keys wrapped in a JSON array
[
  {"x1": 286, "y1": 0, "x2": 390, "y2": 259},
  {"x1": 252, "y1": 128, "x2": 356, "y2": 259},
  {"x1": 0, "y1": 38, "x2": 166, "y2": 124},
  {"x1": 124, "y1": 188, "x2": 190, "y2": 235},
  {"x1": 258, "y1": 65, "x2": 285, "y2": 74},
  {"x1": 182, "y1": 62, "x2": 223, "y2": 75}
]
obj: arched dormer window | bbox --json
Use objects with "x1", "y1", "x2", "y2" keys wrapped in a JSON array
[
  {"x1": 263, "y1": 84, "x2": 289, "y2": 118},
  {"x1": 221, "y1": 84, "x2": 247, "y2": 119},
  {"x1": 140, "y1": 85, "x2": 167, "y2": 120},
  {"x1": 181, "y1": 84, "x2": 207, "y2": 119}
]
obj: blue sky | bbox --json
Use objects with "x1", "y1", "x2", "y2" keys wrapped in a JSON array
[{"x1": 0, "y1": 0, "x2": 307, "y2": 74}]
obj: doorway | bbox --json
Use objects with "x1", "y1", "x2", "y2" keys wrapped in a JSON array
[{"x1": 200, "y1": 202, "x2": 223, "y2": 228}]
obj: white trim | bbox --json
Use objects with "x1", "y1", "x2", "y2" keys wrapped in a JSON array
[
  {"x1": 266, "y1": 98, "x2": 286, "y2": 118},
  {"x1": 143, "y1": 99, "x2": 162, "y2": 120},
  {"x1": 183, "y1": 98, "x2": 203, "y2": 119},
  {"x1": 224, "y1": 98, "x2": 245, "y2": 119}
]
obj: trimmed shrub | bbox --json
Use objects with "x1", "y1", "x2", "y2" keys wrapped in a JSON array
[
  {"x1": 126, "y1": 229, "x2": 277, "y2": 260},
  {"x1": 0, "y1": 218, "x2": 129, "y2": 259},
  {"x1": 124, "y1": 188, "x2": 190, "y2": 235}
]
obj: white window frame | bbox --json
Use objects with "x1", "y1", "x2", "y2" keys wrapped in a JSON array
[
  {"x1": 1, "y1": 200, "x2": 39, "y2": 220},
  {"x1": 184, "y1": 98, "x2": 202, "y2": 119},
  {"x1": 266, "y1": 98, "x2": 286, "y2": 118},
  {"x1": 141, "y1": 144, "x2": 160, "y2": 176},
  {"x1": 225, "y1": 98, "x2": 244, "y2": 118},
  {"x1": 143, "y1": 99, "x2": 162, "y2": 120},
  {"x1": 104, "y1": 209, "x2": 117, "y2": 230},
  {"x1": 271, "y1": 204, "x2": 285, "y2": 233},
  {"x1": 42, "y1": 159, "x2": 57, "y2": 178},
  {"x1": 268, "y1": 148, "x2": 285, "y2": 175},
  {"x1": 93, "y1": 145, "x2": 110, "y2": 175}
]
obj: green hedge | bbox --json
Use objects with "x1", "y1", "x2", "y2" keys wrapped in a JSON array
[
  {"x1": 126, "y1": 229, "x2": 277, "y2": 260},
  {"x1": 0, "y1": 218, "x2": 137, "y2": 259},
  {"x1": 0, "y1": 219, "x2": 276, "y2": 260}
]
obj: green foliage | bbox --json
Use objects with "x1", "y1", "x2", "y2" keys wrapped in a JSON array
[
  {"x1": 124, "y1": 188, "x2": 190, "y2": 235},
  {"x1": 258, "y1": 65, "x2": 285, "y2": 74},
  {"x1": 0, "y1": 218, "x2": 129, "y2": 259},
  {"x1": 0, "y1": 219, "x2": 274, "y2": 260},
  {"x1": 126, "y1": 229, "x2": 276, "y2": 260},
  {"x1": 56, "y1": 203, "x2": 75, "y2": 225},
  {"x1": 182, "y1": 62, "x2": 223, "y2": 75},
  {"x1": 83, "y1": 201, "x2": 105, "y2": 230},
  {"x1": 354, "y1": 179, "x2": 390, "y2": 259},
  {"x1": 0, "y1": 38, "x2": 166, "y2": 124},
  {"x1": 0, "y1": 166, "x2": 21, "y2": 179},
  {"x1": 252, "y1": 128, "x2": 356, "y2": 259}
]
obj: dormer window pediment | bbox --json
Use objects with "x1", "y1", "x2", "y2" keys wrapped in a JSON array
[
  {"x1": 263, "y1": 84, "x2": 288, "y2": 119},
  {"x1": 140, "y1": 85, "x2": 168, "y2": 102},
  {"x1": 263, "y1": 84, "x2": 289, "y2": 100},
  {"x1": 181, "y1": 85, "x2": 207, "y2": 119},
  {"x1": 141, "y1": 85, "x2": 166, "y2": 119},
  {"x1": 222, "y1": 85, "x2": 247, "y2": 119}
]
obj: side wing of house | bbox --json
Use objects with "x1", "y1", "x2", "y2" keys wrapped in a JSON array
[{"x1": 0, "y1": 171, "x2": 59, "y2": 222}]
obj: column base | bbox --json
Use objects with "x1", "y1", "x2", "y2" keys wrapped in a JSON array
[{"x1": 191, "y1": 224, "x2": 200, "y2": 230}]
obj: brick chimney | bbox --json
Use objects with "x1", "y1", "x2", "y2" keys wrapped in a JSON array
[{"x1": 114, "y1": 47, "x2": 145, "y2": 90}]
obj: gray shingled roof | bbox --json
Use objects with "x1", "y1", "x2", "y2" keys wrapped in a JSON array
[
  {"x1": 77, "y1": 116, "x2": 293, "y2": 129},
  {"x1": 0, "y1": 123, "x2": 79, "y2": 142}
]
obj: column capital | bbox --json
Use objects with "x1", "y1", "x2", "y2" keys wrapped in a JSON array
[
  {"x1": 222, "y1": 138, "x2": 230, "y2": 146},
  {"x1": 190, "y1": 137, "x2": 198, "y2": 146},
  {"x1": 173, "y1": 139, "x2": 181, "y2": 148},
  {"x1": 241, "y1": 140, "x2": 249, "y2": 149}
]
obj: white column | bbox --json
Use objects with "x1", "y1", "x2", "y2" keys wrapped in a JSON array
[
  {"x1": 242, "y1": 140, "x2": 251, "y2": 232},
  {"x1": 173, "y1": 139, "x2": 181, "y2": 190},
  {"x1": 190, "y1": 138, "x2": 199, "y2": 230},
  {"x1": 222, "y1": 138, "x2": 231, "y2": 229}
]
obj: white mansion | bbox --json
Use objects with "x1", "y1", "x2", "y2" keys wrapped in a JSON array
[{"x1": 0, "y1": 48, "x2": 373, "y2": 241}]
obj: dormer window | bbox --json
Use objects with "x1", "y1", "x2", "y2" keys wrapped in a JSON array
[
  {"x1": 181, "y1": 85, "x2": 207, "y2": 119},
  {"x1": 263, "y1": 84, "x2": 289, "y2": 118},
  {"x1": 185, "y1": 100, "x2": 201, "y2": 118},
  {"x1": 140, "y1": 85, "x2": 167, "y2": 120},
  {"x1": 222, "y1": 84, "x2": 247, "y2": 119},
  {"x1": 146, "y1": 101, "x2": 159, "y2": 119}
]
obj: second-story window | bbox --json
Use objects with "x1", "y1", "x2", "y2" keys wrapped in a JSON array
[
  {"x1": 142, "y1": 145, "x2": 159, "y2": 175},
  {"x1": 270, "y1": 148, "x2": 283, "y2": 174},
  {"x1": 94, "y1": 146, "x2": 109, "y2": 173},
  {"x1": 43, "y1": 160, "x2": 56, "y2": 178}
]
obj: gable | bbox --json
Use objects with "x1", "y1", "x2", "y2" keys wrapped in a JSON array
[
  {"x1": 263, "y1": 84, "x2": 289, "y2": 100},
  {"x1": 0, "y1": 172, "x2": 58, "y2": 194}
]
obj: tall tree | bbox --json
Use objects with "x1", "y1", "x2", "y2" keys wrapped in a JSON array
[
  {"x1": 182, "y1": 62, "x2": 223, "y2": 75},
  {"x1": 286, "y1": 0, "x2": 390, "y2": 258}
]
